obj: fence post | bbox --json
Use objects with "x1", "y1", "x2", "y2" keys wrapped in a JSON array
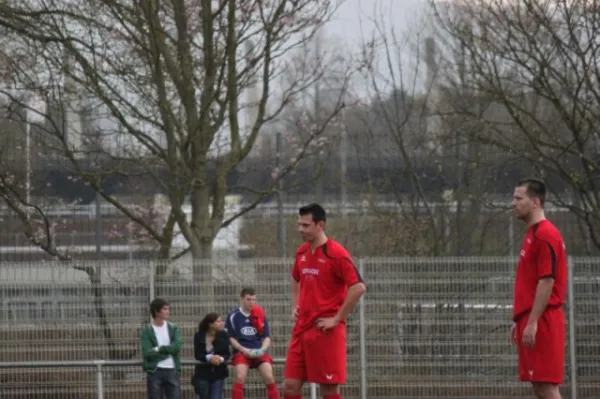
[
  {"x1": 567, "y1": 256, "x2": 577, "y2": 399},
  {"x1": 358, "y1": 258, "x2": 367, "y2": 399},
  {"x1": 149, "y1": 262, "x2": 155, "y2": 300},
  {"x1": 309, "y1": 383, "x2": 317, "y2": 399},
  {"x1": 94, "y1": 360, "x2": 105, "y2": 399}
]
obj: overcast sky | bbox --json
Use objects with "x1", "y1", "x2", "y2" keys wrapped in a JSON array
[
  {"x1": 21, "y1": 0, "x2": 437, "y2": 155},
  {"x1": 329, "y1": 0, "x2": 430, "y2": 44},
  {"x1": 324, "y1": 0, "x2": 434, "y2": 98}
]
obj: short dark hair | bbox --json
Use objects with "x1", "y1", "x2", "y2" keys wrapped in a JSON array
[
  {"x1": 240, "y1": 287, "x2": 256, "y2": 297},
  {"x1": 517, "y1": 178, "x2": 547, "y2": 206},
  {"x1": 198, "y1": 312, "x2": 220, "y2": 332},
  {"x1": 150, "y1": 298, "x2": 169, "y2": 318},
  {"x1": 299, "y1": 203, "x2": 327, "y2": 223}
]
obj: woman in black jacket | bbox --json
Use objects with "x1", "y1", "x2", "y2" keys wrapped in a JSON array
[{"x1": 193, "y1": 312, "x2": 231, "y2": 399}]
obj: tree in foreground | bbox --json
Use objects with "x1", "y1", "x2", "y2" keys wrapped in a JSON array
[
  {"x1": 0, "y1": 0, "x2": 354, "y2": 364},
  {"x1": 0, "y1": 0, "x2": 354, "y2": 273}
]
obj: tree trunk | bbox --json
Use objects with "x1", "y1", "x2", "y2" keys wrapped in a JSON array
[
  {"x1": 191, "y1": 236, "x2": 215, "y2": 313},
  {"x1": 88, "y1": 267, "x2": 135, "y2": 379}
]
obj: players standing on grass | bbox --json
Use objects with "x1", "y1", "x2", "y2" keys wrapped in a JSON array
[
  {"x1": 225, "y1": 287, "x2": 280, "y2": 399},
  {"x1": 140, "y1": 298, "x2": 183, "y2": 399},
  {"x1": 511, "y1": 179, "x2": 567, "y2": 399},
  {"x1": 282, "y1": 203, "x2": 367, "y2": 399}
]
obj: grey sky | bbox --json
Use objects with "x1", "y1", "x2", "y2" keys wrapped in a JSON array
[
  {"x1": 22, "y1": 0, "x2": 436, "y2": 153},
  {"x1": 329, "y1": 0, "x2": 429, "y2": 45},
  {"x1": 325, "y1": 0, "x2": 433, "y2": 98}
]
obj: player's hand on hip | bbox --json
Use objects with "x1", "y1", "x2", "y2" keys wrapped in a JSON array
[
  {"x1": 292, "y1": 307, "x2": 299, "y2": 320},
  {"x1": 316, "y1": 316, "x2": 339, "y2": 332},
  {"x1": 522, "y1": 321, "x2": 537, "y2": 348},
  {"x1": 510, "y1": 322, "x2": 517, "y2": 345}
]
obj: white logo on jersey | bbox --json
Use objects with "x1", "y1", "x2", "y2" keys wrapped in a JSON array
[
  {"x1": 326, "y1": 374, "x2": 333, "y2": 380},
  {"x1": 302, "y1": 268, "x2": 320, "y2": 276},
  {"x1": 241, "y1": 326, "x2": 257, "y2": 335}
]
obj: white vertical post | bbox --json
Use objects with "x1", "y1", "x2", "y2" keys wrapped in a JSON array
[
  {"x1": 567, "y1": 256, "x2": 577, "y2": 399},
  {"x1": 149, "y1": 263, "x2": 155, "y2": 323},
  {"x1": 340, "y1": 106, "x2": 347, "y2": 215},
  {"x1": 310, "y1": 383, "x2": 317, "y2": 399},
  {"x1": 94, "y1": 360, "x2": 104, "y2": 399},
  {"x1": 276, "y1": 132, "x2": 286, "y2": 259},
  {"x1": 359, "y1": 259, "x2": 367, "y2": 399},
  {"x1": 25, "y1": 114, "x2": 31, "y2": 215},
  {"x1": 508, "y1": 213, "x2": 515, "y2": 257}
]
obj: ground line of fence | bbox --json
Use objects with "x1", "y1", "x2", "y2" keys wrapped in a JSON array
[{"x1": 0, "y1": 358, "x2": 287, "y2": 368}]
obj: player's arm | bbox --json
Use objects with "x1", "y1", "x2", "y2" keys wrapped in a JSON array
[
  {"x1": 527, "y1": 279, "x2": 554, "y2": 325},
  {"x1": 260, "y1": 318, "x2": 272, "y2": 352},
  {"x1": 291, "y1": 259, "x2": 300, "y2": 317},
  {"x1": 334, "y1": 282, "x2": 366, "y2": 323},
  {"x1": 225, "y1": 314, "x2": 249, "y2": 354},
  {"x1": 527, "y1": 238, "x2": 557, "y2": 325},
  {"x1": 229, "y1": 336, "x2": 250, "y2": 355},
  {"x1": 333, "y1": 256, "x2": 366, "y2": 324},
  {"x1": 291, "y1": 278, "x2": 299, "y2": 314}
]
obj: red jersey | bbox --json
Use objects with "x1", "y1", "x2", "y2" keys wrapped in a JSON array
[
  {"x1": 512, "y1": 219, "x2": 567, "y2": 321},
  {"x1": 292, "y1": 239, "x2": 363, "y2": 333}
]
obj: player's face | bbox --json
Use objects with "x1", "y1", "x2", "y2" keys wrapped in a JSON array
[
  {"x1": 240, "y1": 294, "x2": 256, "y2": 312},
  {"x1": 512, "y1": 186, "x2": 537, "y2": 220},
  {"x1": 297, "y1": 214, "x2": 323, "y2": 242}
]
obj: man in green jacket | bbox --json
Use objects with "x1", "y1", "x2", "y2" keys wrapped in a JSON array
[{"x1": 140, "y1": 298, "x2": 183, "y2": 399}]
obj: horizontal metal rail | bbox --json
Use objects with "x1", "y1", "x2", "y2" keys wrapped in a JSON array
[
  {"x1": 0, "y1": 358, "x2": 287, "y2": 368},
  {"x1": 0, "y1": 357, "x2": 319, "y2": 399}
]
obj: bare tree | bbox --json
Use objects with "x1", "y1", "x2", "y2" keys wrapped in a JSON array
[
  {"x1": 342, "y1": 2, "x2": 439, "y2": 255},
  {"x1": 344, "y1": 2, "x2": 507, "y2": 256},
  {"x1": 0, "y1": 0, "x2": 353, "y2": 275},
  {"x1": 432, "y1": 0, "x2": 600, "y2": 253},
  {"x1": 0, "y1": 0, "x2": 354, "y2": 366}
]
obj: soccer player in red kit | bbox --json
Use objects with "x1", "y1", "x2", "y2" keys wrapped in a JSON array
[
  {"x1": 282, "y1": 203, "x2": 367, "y2": 399},
  {"x1": 511, "y1": 179, "x2": 567, "y2": 399}
]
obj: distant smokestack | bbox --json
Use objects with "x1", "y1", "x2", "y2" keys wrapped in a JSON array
[
  {"x1": 244, "y1": 40, "x2": 262, "y2": 157},
  {"x1": 425, "y1": 36, "x2": 437, "y2": 90},
  {"x1": 62, "y1": 49, "x2": 84, "y2": 158},
  {"x1": 423, "y1": 37, "x2": 443, "y2": 156}
]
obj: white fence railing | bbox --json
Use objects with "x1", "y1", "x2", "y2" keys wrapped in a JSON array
[{"x1": 0, "y1": 256, "x2": 597, "y2": 398}]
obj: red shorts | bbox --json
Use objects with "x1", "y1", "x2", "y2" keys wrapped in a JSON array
[
  {"x1": 516, "y1": 306, "x2": 565, "y2": 384},
  {"x1": 231, "y1": 352, "x2": 272, "y2": 369},
  {"x1": 284, "y1": 323, "x2": 346, "y2": 384}
]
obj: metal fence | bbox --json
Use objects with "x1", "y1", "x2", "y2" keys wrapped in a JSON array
[{"x1": 0, "y1": 256, "x2": 599, "y2": 398}]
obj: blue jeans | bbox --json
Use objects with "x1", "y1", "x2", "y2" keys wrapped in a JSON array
[
  {"x1": 147, "y1": 368, "x2": 181, "y2": 399},
  {"x1": 194, "y1": 378, "x2": 225, "y2": 399}
]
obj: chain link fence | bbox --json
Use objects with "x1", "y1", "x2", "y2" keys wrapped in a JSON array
[{"x1": 0, "y1": 257, "x2": 598, "y2": 398}]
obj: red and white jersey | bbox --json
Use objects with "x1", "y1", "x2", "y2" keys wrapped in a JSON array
[
  {"x1": 292, "y1": 239, "x2": 363, "y2": 333},
  {"x1": 513, "y1": 220, "x2": 567, "y2": 321}
]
